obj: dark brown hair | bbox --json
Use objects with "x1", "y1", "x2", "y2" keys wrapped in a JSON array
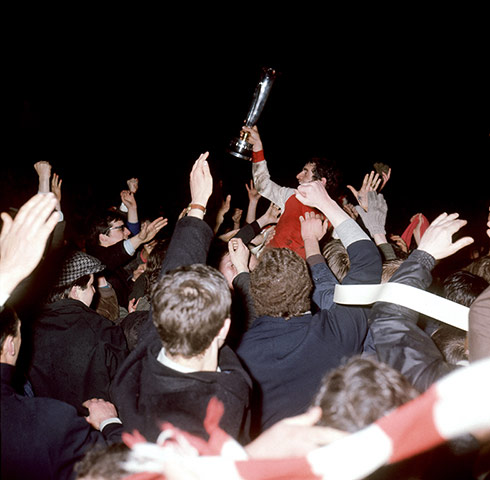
[
  {"x1": 151, "y1": 264, "x2": 231, "y2": 357},
  {"x1": 250, "y1": 248, "x2": 312, "y2": 319}
]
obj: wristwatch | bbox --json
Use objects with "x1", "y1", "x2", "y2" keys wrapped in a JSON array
[{"x1": 185, "y1": 203, "x2": 207, "y2": 215}]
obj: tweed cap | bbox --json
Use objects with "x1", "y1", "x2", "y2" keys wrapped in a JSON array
[{"x1": 55, "y1": 251, "x2": 105, "y2": 288}]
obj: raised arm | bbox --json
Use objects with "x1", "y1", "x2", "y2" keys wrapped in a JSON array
[
  {"x1": 300, "y1": 211, "x2": 338, "y2": 311},
  {"x1": 232, "y1": 201, "x2": 281, "y2": 246},
  {"x1": 300, "y1": 211, "x2": 327, "y2": 259},
  {"x1": 244, "y1": 126, "x2": 295, "y2": 209},
  {"x1": 127, "y1": 217, "x2": 167, "y2": 253},
  {"x1": 354, "y1": 190, "x2": 397, "y2": 261},
  {"x1": 214, "y1": 194, "x2": 231, "y2": 234},
  {"x1": 34, "y1": 161, "x2": 51, "y2": 194},
  {"x1": 159, "y1": 152, "x2": 215, "y2": 276},
  {"x1": 296, "y1": 180, "x2": 351, "y2": 229},
  {"x1": 35, "y1": 161, "x2": 63, "y2": 215},
  {"x1": 51, "y1": 172, "x2": 63, "y2": 213},
  {"x1": 0, "y1": 193, "x2": 59, "y2": 305},
  {"x1": 245, "y1": 179, "x2": 261, "y2": 224},
  {"x1": 370, "y1": 213, "x2": 474, "y2": 392},
  {"x1": 120, "y1": 190, "x2": 139, "y2": 230},
  {"x1": 296, "y1": 180, "x2": 381, "y2": 286}
]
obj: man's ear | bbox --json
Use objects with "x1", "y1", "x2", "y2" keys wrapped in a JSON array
[
  {"x1": 7, "y1": 336, "x2": 16, "y2": 357},
  {"x1": 98, "y1": 232, "x2": 109, "y2": 247},
  {"x1": 68, "y1": 285, "x2": 79, "y2": 301},
  {"x1": 219, "y1": 318, "x2": 231, "y2": 341},
  {"x1": 1, "y1": 336, "x2": 16, "y2": 364},
  {"x1": 320, "y1": 177, "x2": 327, "y2": 186}
]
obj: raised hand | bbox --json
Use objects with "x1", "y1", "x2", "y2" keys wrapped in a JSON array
[
  {"x1": 51, "y1": 173, "x2": 63, "y2": 207},
  {"x1": 228, "y1": 237, "x2": 250, "y2": 275},
  {"x1": 120, "y1": 190, "x2": 137, "y2": 210},
  {"x1": 355, "y1": 191, "x2": 388, "y2": 237},
  {"x1": 218, "y1": 195, "x2": 231, "y2": 216},
  {"x1": 245, "y1": 179, "x2": 261, "y2": 203},
  {"x1": 241, "y1": 125, "x2": 263, "y2": 152},
  {"x1": 258, "y1": 202, "x2": 282, "y2": 228},
  {"x1": 136, "y1": 217, "x2": 168, "y2": 244},
  {"x1": 0, "y1": 193, "x2": 59, "y2": 296},
  {"x1": 390, "y1": 234, "x2": 409, "y2": 253},
  {"x1": 127, "y1": 177, "x2": 139, "y2": 194},
  {"x1": 34, "y1": 161, "x2": 52, "y2": 193},
  {"x1": 347, "y1": 171, "x2": 381, "y2": 212},
  {"x1": 417, "y1": 212, "x2": 474, "y2": 260},
  {"x1": 232, "y1": 208, "x2": 243, "y2": 229},
  {"x1": 189, "y1": 152, "x2": 213, "y2": 207},
  {"x1": 300, "y1": 211, "x2": 327, "y2": 242},
  {"x1": 379, "y1": 167, "x2": 391, "y2": 192},
  {"x1": 295, "y1": 180, "x2": 331, "y2": 210}
]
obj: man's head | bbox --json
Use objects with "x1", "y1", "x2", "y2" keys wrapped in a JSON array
[
  {"x1": 313, "y1": 355, "x2": 419, "y2": 432},
  {"x1": 296, "y1": 158, "x2": 342, "y2": 196},
  {"x1": 0, "y1": 306, "x2": 21, "y2": 366},
  {"x1": 442, "y1": 270, "x2": 489, "y2": 307},
  {"x1": 89, "y1": 212, "x2": 130, "y2": 248},
  {"x1": 49, "y1": 251, "x2": 104, "y2": 306},
  {"x1": 431, "y1": 325, "x2": 469, "y2": 365},
  {"x1": 322, "y1": 239, "x2": 350, "y2": 282},
  {"x1": 151, "y1": 264, "x2": 231, "y2": 358},
  {"x1": 208, "y1": 238, "x2": 258, "y2": 290},
  {"x1": 250, "y1": 247, "x2": 312, "y2": 318}
]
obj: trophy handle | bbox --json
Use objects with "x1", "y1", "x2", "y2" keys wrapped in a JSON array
[{"x1": 228, "y1": 67, "x2": 278, "y2": 160}]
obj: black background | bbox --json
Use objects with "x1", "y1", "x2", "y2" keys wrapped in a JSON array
[{"x1": 5, "y1": 26, "x2": 490, "y2": 248}]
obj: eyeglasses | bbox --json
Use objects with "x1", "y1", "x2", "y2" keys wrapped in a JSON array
[{"x1": 106, "y1": 224, "x2": 125, "y2": 234}]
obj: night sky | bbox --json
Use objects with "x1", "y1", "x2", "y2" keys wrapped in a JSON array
[{"x1": 6, "y1": 38, "x2": 490, "y2": 248}]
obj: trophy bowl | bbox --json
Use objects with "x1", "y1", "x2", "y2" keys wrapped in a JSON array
[{"x1": 228, "y1": 131, "x2": 254, "y2": 161}]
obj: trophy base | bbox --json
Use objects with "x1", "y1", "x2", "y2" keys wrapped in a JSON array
[{"x1": 227, "y1": 137, "x2": 253, "y2": 161}]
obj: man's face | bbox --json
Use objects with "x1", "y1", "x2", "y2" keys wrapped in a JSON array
[
  {"x1": 218, "y1": 253, "x2": 237, "y2": 290},
  {"x1": 103, "y1": 220, "x2": 130, "y2": 246},
  {"x1": 296, "y1": 162, "x2": 316, "y2": 185}
]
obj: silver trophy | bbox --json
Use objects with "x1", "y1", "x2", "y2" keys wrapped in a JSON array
[{"x1": 228, "y1": 67, "x2": 278, "y2": 160}]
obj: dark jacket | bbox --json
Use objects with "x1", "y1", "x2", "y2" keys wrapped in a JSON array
[
  {"x1": 370, "y1": 249, "x2": 459, "y2": 392},
  {"x1": 236, "y1": 238, "x2": 382, "y2": 433},
  {"x1": 110, "y1": 333, "x2": 252, "y2": 443},
  {"x1": 88, "y1": 241, "x2": 134, "y2": 307},
  {"x1": 1, "y1": 363, "x2": 122, "y2": 480},
  {"x1": 28, "y1": 298, "x2": 129, "y2": 414},
  {"x1": 111, "y1": 215, "x2": 252, "y2": 443}
]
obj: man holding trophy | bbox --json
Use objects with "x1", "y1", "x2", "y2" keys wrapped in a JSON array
[
  {"x1": 241, "y1": 125, "x2": 341, "y2": 259},
  {"x1": 227, "y1": 67, "x2": 341, "y2": 259}
]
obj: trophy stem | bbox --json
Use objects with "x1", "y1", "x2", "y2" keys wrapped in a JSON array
[{"x1": 228, "y1": 67, "x2": 278, "y2": 160}]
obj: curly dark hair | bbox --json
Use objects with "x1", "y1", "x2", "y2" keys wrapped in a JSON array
[
  {"x1": 250, "y1": 248, "x2": 312, "y2": 319},
  {"x1": 309, "y1": 157, "x2": 342, "y2": 198}
]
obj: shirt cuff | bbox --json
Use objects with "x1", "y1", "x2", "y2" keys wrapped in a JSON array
[
  {"x1": 100, "y1": 417, "x2": 122, "y2": 431},
  {"x1": 306, "y1": 253, "x2": 325, "y2": 267},
  {"x1": 252, "y1": 150, "x2": 265, "y2": 163},
  {"x1": 123, "y1": 239, "x2": 136, "y2": 256},
  {"x1": 412, "y1": 249, "x2": 437, "y2": 271},
  {"x1": 334, "y1": 218, "x2": 371, "y2": 248}
]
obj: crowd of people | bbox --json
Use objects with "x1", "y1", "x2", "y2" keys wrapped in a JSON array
[{"x1": 1, "y1": 125, "x2": 490, "y2": 479}]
